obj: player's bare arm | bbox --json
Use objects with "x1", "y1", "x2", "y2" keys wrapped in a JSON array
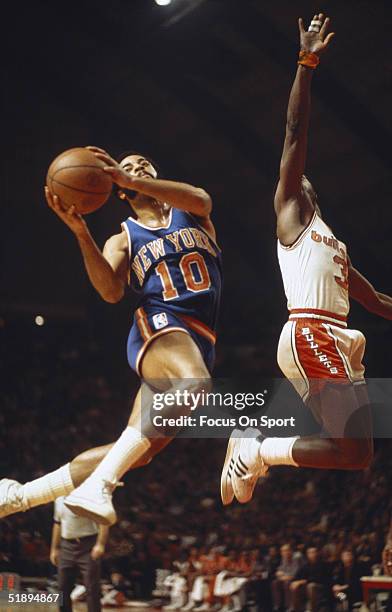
[
  {"x1": 45, "y1": 186, "x2": 128, "y2": 303},
  {"x1": 87, "y1": 145, "x2": 216, "y2": 240},
  {"x1": 348, "y1": 261, "x2": 392, "y2": 319},
  {"x1": 275, "y1": 14, "x2": 334, "y2": 245},
  {"x1": 88, "y1": 146, "x2": 211, "y2": 215}
]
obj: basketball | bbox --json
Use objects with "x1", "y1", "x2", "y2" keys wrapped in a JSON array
[{"x1": 46, "y1": 147, "x2": 113, "y2": 214}]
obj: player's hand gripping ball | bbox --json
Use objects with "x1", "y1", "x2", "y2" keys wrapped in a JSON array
[{"x1": 46, "y1": 147, "x2": 113, "y2": 214}]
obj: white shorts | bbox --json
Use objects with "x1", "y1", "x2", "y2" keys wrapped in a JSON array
[
  {"x1": 214, "y1": 571, "x2": 248, "y2": 596},
  {"x1": 277, "y1": 317, "x2": 366, "y2": 401}
]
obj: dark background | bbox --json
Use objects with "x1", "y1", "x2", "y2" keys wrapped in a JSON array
[{"x1": 3, "y1": 0, "x2": 392, "y2": 376}]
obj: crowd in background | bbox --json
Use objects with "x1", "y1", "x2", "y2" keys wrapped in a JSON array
[{"x1": 1, "y1": 320, "x2": 392, "y2": 610}]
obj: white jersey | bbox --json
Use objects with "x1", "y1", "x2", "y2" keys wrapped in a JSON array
[{"x1": 277, "y1": 211, "x2": 349, "y2": 326}]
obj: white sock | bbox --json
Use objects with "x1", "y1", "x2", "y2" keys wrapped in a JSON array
[
  {"x1": 90, "y1": 426, "x2": 151, "y2": 483},
  {"x1": 23, "y1": 463, "x2": 74, "y2": 509},
  {"x1": 259, "y1": 437, "x2": 299, "y2": 467}
]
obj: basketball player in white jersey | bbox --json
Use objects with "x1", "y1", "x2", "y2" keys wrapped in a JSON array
[{"x1": 221, "y1": 13, "x2": 392, "y2": 505}]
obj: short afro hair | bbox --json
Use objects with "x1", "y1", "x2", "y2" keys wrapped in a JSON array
[{"x1": 112, "y1": 150, "x2": 161, "y2": 202}]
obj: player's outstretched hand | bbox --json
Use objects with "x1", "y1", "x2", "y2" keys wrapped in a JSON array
[
  {"x1": 299, "y1": 13, "x2": 335, "y2": 56},
  {"x1": 86, "y1": 145, "x2": 139, "y2": 190},
  {"x1": 45, "y1": 186, "x2": 87, "y2": 236}
]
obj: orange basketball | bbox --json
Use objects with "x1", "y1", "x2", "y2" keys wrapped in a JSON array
[{"x1": 46, "y1": 147, "x2": 112, "y2": 214}]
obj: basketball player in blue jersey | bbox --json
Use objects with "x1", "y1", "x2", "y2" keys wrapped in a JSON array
[{"x1": 0, "y1": 147, "x2": 222, "y2": 525}]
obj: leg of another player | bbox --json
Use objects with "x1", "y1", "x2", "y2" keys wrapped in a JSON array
[
  {"x1": 0, "y1": 436, "x2": 163, "y2": 519},
  {"x1": 79, "y1": 331, "x2": 210, "y2": 485},
  {"x1": 226, "y1": 382, "x2": 373, "y2": 505},
  {"x1": 65, "y1": 331, "x2": 210, "y2": 523},
  {"x1": 0, "y1": 332, "x2": 207, "y2": 519},
  {"x1": 70, "y1": 437, "x2": 167, "y2": 486},
  {"x1": 281, "y1": 383, "x2": 373, "y2": 470}
]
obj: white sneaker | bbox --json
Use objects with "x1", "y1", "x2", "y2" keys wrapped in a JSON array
[
  {"x1": 64, "y1": 477, "x2": 123, "y2": 525},
  {"x1": 193, "y1": 605, "x2": 212, "y2": 611},
  {"x1": 231, "y1": 427, "x2": 268, "y2": 504},
  {"x1": 181, "y1": 600, "x2": 196, "y2": 610},
  {"x1": 163, "y1": 605, "x2": 183, "y2": 610},
  {"x1": 220, "y1": 429, "x2": 242, "y2": 506},
  {"x1": 70, "y1": 584, "x2": 86, "y2": 602},
  {"x1": 0, "y1": 479, "x2": 28, "y2": 518}
]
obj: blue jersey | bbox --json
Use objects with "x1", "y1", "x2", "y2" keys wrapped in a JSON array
[{"x1": 121, "y1": 208, "x2": 222, "y2": 332}]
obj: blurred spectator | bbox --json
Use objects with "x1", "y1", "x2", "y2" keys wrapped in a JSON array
[
  {"x1": 272, "y1": 543, "x2": 303, "y2": 611},
  {"x1": 290, "y1": 546, "x2": 332, "y2": 612},
  {"x1": 332, "y1": 549, "x2": 367, "y2": 609},
  {"x1": 50, "y1": 496, "x2": 109, "y2": 612},
  {"x1": 1, "y1": 322, "x2": 392, "y2": 610}
]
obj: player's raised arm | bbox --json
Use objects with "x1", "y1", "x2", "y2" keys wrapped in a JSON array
[
  {"x1": 88, "y1": 146, "x2": 212, "y2": 219},
  {"x1": 348, "y1": 260, "x2": 392, "y2": 320},
  {"x1": 45, "y1": 187, "x2": 128, "y2": 303},
  {"x1": 275, "y1": 14, "x2": 334, "y2": 213}
]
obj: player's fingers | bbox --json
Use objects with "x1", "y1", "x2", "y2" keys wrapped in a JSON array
[
  {"x1": 67, "y1": 204, "x2": 76, "y2": 216},
  {"x1": 298, "y1": 18, "x2": 305, "y2": 34},
  {"x1": 52, "y1": 194, "x2": 66, "y2": 213},
  {"x1": 102, "y1": 166, "x2": 117, "y2": 174},
  {"x1": 94, "y1": 152, "x2": 116, "y2": 165},
  {"x1": 44, "y1": 186, "x2": 54, "y2": 207},
  {"x1": 324, "y1": 32, "x2": 335, "y2": 46},
  {"x1": 320, "y1": 16, "x2": 330, "y2": 38},
  {"x1": 86, "y1": 145, "x2": 106, "y2": 153},
  {"x1": 46, "y1": 189, "x2": 62, "y2": 214}
]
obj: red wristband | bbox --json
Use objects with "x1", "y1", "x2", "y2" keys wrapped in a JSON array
[{"x1": 298, "y1": 50, "x2": 320, "y2": 69}]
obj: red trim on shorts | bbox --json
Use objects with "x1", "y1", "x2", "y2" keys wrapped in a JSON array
[
  {"x1": 135, "y1": 307, "x2": 153, "y2": 342},
  {"x1": 294, "y1": 319, "x2": 350, "y2": 393},
  {"x1": 180, "y1": 315, "x2": 216, "y2": 345},
  {"x1": 290, "y1": 308, "x2": 347, "y2": 322}
]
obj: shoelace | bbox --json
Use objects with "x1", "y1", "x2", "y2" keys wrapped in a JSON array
[
  {"x1": 101, "y1": 479, "x2": 124, "y2": 499},
  {"x1": 5, "y1": 483, "x2": 25, "y2": 511}
]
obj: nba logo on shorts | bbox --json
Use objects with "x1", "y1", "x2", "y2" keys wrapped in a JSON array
[{"x1": 153, "y1": 313, "x2": 168, "y2": 330}]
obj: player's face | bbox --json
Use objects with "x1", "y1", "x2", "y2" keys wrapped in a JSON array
[
  {"x1": 306, "y1": 547, "x2": 318, "y2": 563},
  {"x1": 281, "y1": 544, "x2": 292, "y2": 559},
  {"x1": 120, "y1": 155, "x2": 158, "y2": 179},
  {"x1": 341, "y1": 551, "x2": 353, "y2": 565}
]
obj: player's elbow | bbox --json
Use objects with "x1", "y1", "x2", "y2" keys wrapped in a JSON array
[
  {"x1": 193, "y1": 188, "x2": 212, "y2": 215},
  {"x1": 364, "y1": 292, "x2": 384, "y2": 316},
  {"x1": 101, "y1": 286, "x2": 124, "y2": 304},
  {"x1": 286, "y1": 117, "x2": 301, "y2": 138}
]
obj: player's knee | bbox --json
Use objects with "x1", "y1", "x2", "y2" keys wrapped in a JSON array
[
  {"x1": 170, "y1": 361, "x2": 211, "y2": 381},
  {"x1": 339, "y1": 438, "x2": 373, "y2": 469}
]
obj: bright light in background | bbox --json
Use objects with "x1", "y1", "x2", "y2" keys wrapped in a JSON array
[
  {"x1": 155, "y1": 0, "x2": 172, "y2": 5},
  {"x1": 35, "y1": 315, "x2": 45, "y2": 326}
]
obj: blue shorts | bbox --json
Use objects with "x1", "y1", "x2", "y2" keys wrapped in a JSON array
[{"x1": 127, "y1": 306, "x2": 216, "y2": 376}]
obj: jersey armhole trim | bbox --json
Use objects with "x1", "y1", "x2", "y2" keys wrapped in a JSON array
[
  {"x1": 278, "y1": 209, "x2": 317, "y2": 251},
  {"x1": 187, "y1": 212, "x2": 221, "y2": 251},
  {"x1": 121, "y1": 221, "x2": 132, "y2": 286}
]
